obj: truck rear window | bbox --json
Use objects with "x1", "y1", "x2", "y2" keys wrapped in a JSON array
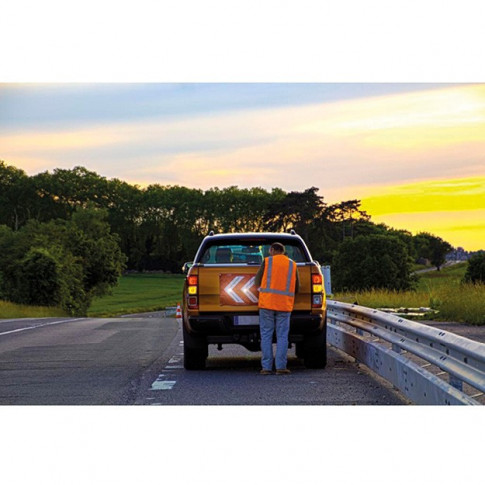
[{"x1": 198, "y1": 241, "x2": 307, "y2": 264}]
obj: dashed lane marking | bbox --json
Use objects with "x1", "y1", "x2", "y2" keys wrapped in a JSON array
[
  {"x1": 151, "y1": 380, "x2": 177, "y2": 391},
  {"x1": 148, "y1": 340, "x2": 184, "y2": 393},
  {"x1": 168, "y1": 356, "x2": 182, "y2": 364}
]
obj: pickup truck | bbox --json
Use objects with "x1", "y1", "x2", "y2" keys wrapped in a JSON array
[{"x1": 182, "y1": 231, "x2": 327, "y2": 370}]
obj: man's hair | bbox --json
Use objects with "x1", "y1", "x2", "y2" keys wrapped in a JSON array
[{"x1": 270, "y1": 242, "x2": 285, "y2": 254}]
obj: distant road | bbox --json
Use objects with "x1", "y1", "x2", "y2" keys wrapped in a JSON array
[
  {"x1": 413, "y1": 260, "x2": 464, "y2": 274},
  {"x1": 0, "y1": 315, "x2": 408, "y2": 405}
]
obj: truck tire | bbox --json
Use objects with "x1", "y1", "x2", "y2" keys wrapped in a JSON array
[
  {"x1": 183, "y1": 324, "x2": 208, "y2": 370},
  {"x1": 295, "y1": 342, "x2": 305, "y2": 359},
  {"x1": 303, "y1": 330, "x2": 327, "y2": 369},
  {"x1": 184, "y1": 346, "x2": 207, "y2": 370}
]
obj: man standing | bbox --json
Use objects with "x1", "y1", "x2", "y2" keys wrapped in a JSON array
[{"x1": 255, "y1": 242, "x2": 299, "y2": 375}]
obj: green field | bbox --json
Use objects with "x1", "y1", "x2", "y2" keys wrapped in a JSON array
[
  {"x1": 87, "y1": 273, "x2": 185, "y2": 317},
  {"x1": 0, "y1": 273, "x2": 185, "y2": 319}
]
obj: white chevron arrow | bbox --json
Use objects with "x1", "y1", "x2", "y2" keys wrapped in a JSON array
[
  {"x1": 242, "y1": 276, "x2": 258, "y2": 303},
  {"x1": 224, "y1": 276, "x2": 245, "y2": 303}
]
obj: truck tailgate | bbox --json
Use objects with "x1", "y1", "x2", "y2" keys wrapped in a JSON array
[{"x1": 198, "y1": 264, "x2": 314, "y2": 312}]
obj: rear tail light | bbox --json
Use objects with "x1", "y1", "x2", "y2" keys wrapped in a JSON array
[
  {"x1": 311, "y1": 270, "x2": 324, "y2": 308},
  {"x1": 188, "y1": 296, "x2": 198, "y2": 308},
  {"x1": 312, "y1": 294, "x2": 323, "y2": 307},
  {"x1": 188, "y1": 275, "x2": 198, "y2": 286},
  {"x1": 187, "y1": 273, "x2": 199, "y2": 309},
  {"x1": 312, "y1": 274, "x2": 323, "y2": 284}
]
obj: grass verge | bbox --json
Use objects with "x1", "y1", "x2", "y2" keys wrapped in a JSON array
[
  {"x1": 0, "y1": 300, "x2": 67, "y2": 319},
  {"x1": 333, "y1": 263, "x2": 485, "y2": 325}
]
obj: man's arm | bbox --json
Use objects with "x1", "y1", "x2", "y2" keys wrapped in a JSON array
[{"x1": 254, "y1": 259, "x2": 265, "y2": 288}]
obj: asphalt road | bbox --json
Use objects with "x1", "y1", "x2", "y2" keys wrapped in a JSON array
[
  {"x1": 0, "y1": 316, "x2": 178, "y2": 405},
  {"x1": 0, "y1": 315, "x2": 410, "y2": 405}
]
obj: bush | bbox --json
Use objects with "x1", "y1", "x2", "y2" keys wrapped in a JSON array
[
  {"x1": 463, "y1": 252, "x2": 485, "y2": 284},
  {"x1": 333, "y1": 234, "x2": 416, "y2": 292},
  {"x1": 0, "y1": 208, "x2": 126, "y2": 316},
  {"x1": 15, "y1": 248, "x2": 62, "y2": 306}
]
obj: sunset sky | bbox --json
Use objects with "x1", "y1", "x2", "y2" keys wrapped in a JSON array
[{"x1": 1, "y1": 83, "x2": 484, "y2": 250}]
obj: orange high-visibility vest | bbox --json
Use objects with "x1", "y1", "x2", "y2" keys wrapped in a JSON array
[{"x1": 258, "y1": 254, "x2": 297, "y2": 312}]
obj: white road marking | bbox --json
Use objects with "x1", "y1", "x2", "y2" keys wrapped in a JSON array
[
  {"x1": 151, "y1": 380, "x2": 176, "y2": 391},
  {"x1": 0, "y1": 318, "x2": 84, "y2": 337},
  {"x1": 148, "y1": 344, "x2": 185, "y2": 393}
]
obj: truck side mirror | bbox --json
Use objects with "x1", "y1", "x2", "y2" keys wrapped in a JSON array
[{"x1": 182, "y1": 262, "x2": 194, "y2": 274}]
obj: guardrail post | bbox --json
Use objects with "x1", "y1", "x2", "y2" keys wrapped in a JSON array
[
  {"x1": 449, "y1": 375, "x2": 464, "y2": 392},
  {"x1": 392, "y1": 343, "x2": 402, "y2": 354}
]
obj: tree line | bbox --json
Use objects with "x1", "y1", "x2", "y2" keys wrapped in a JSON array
[{"x1": 1, "y1": 161, "x2": 457, "y2": 311}]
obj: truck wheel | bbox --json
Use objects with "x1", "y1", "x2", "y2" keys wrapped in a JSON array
[
  {"x1": 295, "y1": 342, "x2": 305, "y2": 359},
  {"x1": 183, "y1": 325, "x2": 207, "y2": 370},
  {"x1": 303, "y1": 331, "x2": 327, "y2": 369},
  {"x1": 184, "y1": 346, "x2": 207, "y2": 370}
]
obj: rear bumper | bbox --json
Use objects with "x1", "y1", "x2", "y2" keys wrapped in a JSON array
[{"x1": 186, "y1": 310, "x2": 326, "y2": 342}]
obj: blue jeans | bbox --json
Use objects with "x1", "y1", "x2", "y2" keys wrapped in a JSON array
[{"x1": 259, "y1": 308, "x2": 291, "y2": 371}]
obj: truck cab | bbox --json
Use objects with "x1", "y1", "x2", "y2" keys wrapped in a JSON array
[{"x1": 182, "y1": 232, "x2": 327, "y2": 370}]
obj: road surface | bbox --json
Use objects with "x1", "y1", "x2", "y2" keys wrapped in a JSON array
[{"x1": 0, "y1": 314, "x2": 412, "y2": 405}]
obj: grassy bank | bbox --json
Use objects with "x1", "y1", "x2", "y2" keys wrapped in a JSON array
[
  {"x1": 0, "y1": 300, "x2": 67, "y2": 319},
  {"x1": 87, "y1": 273, "x2": 185, "y2": 317},
  {"x1": 334, "y1": 263, "x2": 485, "y2": 325}
]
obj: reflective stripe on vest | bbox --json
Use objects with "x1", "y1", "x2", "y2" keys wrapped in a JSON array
[{"x1": 258, "y1": 255, "x2": 297, "y2": 311}]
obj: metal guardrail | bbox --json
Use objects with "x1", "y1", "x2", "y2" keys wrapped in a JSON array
[{"x1": 327, "y1": 300, "x2": 485, "y2": 405}]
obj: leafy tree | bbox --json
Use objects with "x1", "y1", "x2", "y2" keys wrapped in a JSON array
[
  {"x1": 1, "y1": 161, "x2": 461, "y2": 279},
  {"x1": 463, "y1": 252, "x2": 485, "y2": 284},
  {"x1": 104, "y1": 178, "x2": 144, "y2": 269},
  {"x1": 67, "y1": 207, "x2": 127, "y2": 298},
  {"x1": 0, "y1": 161, "x2": 37, "y2": 230},
  {"x1": 325, "y1": 199, "x2": 370, "y2": 241},
  {"x1": 0, "y1": 208, "x2": 125, "y2": 315},
  {"x1": 12, "y1": 248, "x2": 63, "y2": 306},
  {"x1": 414, "y1": 232, "x2": 453, "y2": 270},
  {"x1": 332, "y1": 234, "x2": 416, "y2": 292},
  {"x1": 264, "y1": 187, "x2": 325, "y2": 240}
]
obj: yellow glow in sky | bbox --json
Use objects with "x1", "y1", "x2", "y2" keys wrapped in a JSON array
[{"x1": 360, "y1": 176, "x2": 485, "y2": 251}]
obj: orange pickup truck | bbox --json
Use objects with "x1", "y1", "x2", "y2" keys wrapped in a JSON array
[{"x1": 182, "y1": 232, "x2": 327, "y2": 370}]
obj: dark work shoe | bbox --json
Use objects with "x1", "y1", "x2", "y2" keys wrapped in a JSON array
[
  {"x1": 276, "y1": 369, "x2": 291, "y2": 375},
  {"x1": 260, "y1": 369, "x2": 272, "y2": 375}
]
